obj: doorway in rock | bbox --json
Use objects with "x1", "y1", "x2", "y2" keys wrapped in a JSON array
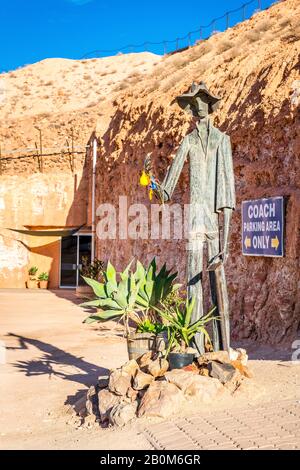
[{"x1": 59, "y1": 234, "x2": 92, "y2": 288}]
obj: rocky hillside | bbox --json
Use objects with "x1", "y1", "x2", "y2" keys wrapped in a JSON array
[
  {"x1": 0, "y1": 53, "x2": 160, "y2": 172},
  {"x1": 0, "y1": 0, "x2": 300, "y2": 344}
]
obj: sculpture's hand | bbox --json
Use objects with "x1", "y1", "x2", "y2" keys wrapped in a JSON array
[
  {"x1": 140, "y1": 154, "x2": 165, "y2": 204},
  {"x1": 222, "y1": 248, "x2": 229, "y2": 265}
]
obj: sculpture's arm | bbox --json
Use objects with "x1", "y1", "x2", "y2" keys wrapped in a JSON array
[
  {"x1": 161, "y1": 136, "x2": 189, "y2": 202},
  {"x1": 222, "y1": 207, "x2": 233, "y2": 264},
  {"x1": 217, "y1": 135, "x2": 236, "y2": 264}
]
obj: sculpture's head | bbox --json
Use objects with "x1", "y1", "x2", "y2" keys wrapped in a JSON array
[{"x1": 176, "y1": 81, "x2": 221, "y2": 118}]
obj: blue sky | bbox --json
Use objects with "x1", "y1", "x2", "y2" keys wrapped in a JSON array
[{"x1": 0, "y1": 0, "x2": 274, "y2": 72}]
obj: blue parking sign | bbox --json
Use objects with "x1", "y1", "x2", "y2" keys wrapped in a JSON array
[{"x1": 242, "y1": 197, "x2": 284, "y2": 257}]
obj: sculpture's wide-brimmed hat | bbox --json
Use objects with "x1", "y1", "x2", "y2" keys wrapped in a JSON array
[{"x1": 176, "y1": 81, "x2": 221, "y2": 113}]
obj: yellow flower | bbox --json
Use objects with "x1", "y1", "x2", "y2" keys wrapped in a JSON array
[
  {"x1": 149, "y1": 188, "x2": 153, "y2": 200},
  {"x1": 140, "y1": 171, "x2": 150, "y2": 186}
]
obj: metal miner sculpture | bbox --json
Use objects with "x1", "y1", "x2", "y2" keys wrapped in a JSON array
[{"x1": 143, "y1": 81, "x2": 236, "y2": 355}]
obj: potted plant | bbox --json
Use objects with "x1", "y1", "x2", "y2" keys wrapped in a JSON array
[
  {"x1": 38, "y1": 272, "x2": 49, "y2": 289},
  {"x1": 81, "y1": 259, "x2": 146, "y2": 333},
  {"x1": 155, "y1": 297, "x2": 217, "y2": 370},
  {"x1": 129, "y1": 258, "x2": 180, "y2": 359},
  {"x1": 81, "y1": 258, "x2": 179, "y2": 359},
  {"x1": 27, "y1": 266, "x2": 38, "y2": 289},
  {"x1": 77, "y1": 257, "x2": 104, "y2": 297}
]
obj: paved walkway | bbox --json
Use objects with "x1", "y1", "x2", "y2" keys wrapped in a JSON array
[
  {"x1": 142, "y1": 399, "x2": 300, "y2": 450},
  {"x1": 0, "y1": 289, "x2": 299, "y2": 450}
]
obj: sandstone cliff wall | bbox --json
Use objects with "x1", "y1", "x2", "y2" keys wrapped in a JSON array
[{"x1": 95, "y1": 0, "x2": 300, "y2": 344}]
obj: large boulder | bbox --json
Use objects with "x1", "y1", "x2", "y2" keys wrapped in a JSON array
[
  {"x1": 208, "y1": 361, "x2": 237, "y2": 384},
  {"x1": 108, "y1": 369, "x2": 132, "y2": 396},
  {"x1": 133, "y1": 369, "x2": 154, "y2": 390},
  {"x1": 109, "y1": 402, "x2": 138, "y2": 427},
  {"x1": 165, "y1": 369, "x2": 223, "y2": 402},
  {"x1": 138, "y1": 381, "x2": 185, "y2": 418},
  {"x1": 98, "y1": 374, "x2": 109, "y2": 389},
  {"x1": 137, "y1": 352, "x2": 153, "y2": 369},
  {"x1": 98, "y1": 388, "x2": 121, "y2": 423},
  {"x1": 147, "y1": 357, "x2": 169, "y2": 378},
  {"x1": 121, "y1": 359, "x2": 139, "y2": 376}
]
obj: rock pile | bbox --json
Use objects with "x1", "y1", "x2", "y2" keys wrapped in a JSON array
[{"x1": 77, "y1": 348, "x2": 251, "y2": 427}]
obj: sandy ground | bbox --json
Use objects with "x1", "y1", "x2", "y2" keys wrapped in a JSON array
[{"x1": 0, "y1": 289, "x2": 299, "y2": 450}]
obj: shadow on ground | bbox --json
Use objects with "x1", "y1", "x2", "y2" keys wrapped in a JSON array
[{"x1": 6, "y1": 333, "x2": 108, "y2": 385}]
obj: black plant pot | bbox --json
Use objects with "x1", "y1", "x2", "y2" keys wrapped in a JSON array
[{"x1": 168, "y1": 352, "x2": 194, "y2": 370}]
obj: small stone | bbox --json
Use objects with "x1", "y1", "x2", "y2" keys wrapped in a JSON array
[
  {"x1": 133, "y1": 369, "x2": 154, "y2": 390},
  {"x1": 121, "y1": 359, "x2": 139, "y2": 377},
  {"x1": 147, "y1": 357, "x2": 169, "y2": 378},
  {"x1": 182, "y1": 363, "x2": 199, "y2": 374},
  {"x1": 236, "y1": 348, "x2": 248, "y2": 366},
  {"x1": 197, "y1": 350, "x2": 230, "y2": 366},
  {"x1": 98, "y1": 389, "x2": 121, "y2": 423},
  {"x1": 126, "y1": 387, "x2": 139, "y2": 401},
  {"x1": 224, "y1": 369, "x2": 243, "y2": 394},
  {"x1": 199, "y1": 366, "x2": 210, "y2": 377},
  {"x1": 229, "y1": 347, "x2": 239, "y2": 361},
  {"x1": 109, "y1": 401, "x2": 138, "y2": 427},
  {"x1": 137, "y1": 352, "x2": 153, "y2": 369},
  {"x1": 209, "y1": 361, "x2": 236, "y2": 384},
  {"x1": 231, "y1": 360, "x2": 253, "y2": 378},
  {"x1": 138, "y1": 381, "x2": 185, "y2": 419},
  {"x1": 72, "y1": 394, "x2": 88, "y2": 416},
  {"x1": 242, "y1": 365, "x2": 253, "y2": 379},
  {"x1": 98, "y1": 375, "x2": 109, "y2": 389},
  {"x1": 108, "y1": 369, "x2": 132, "y2": 396},
  {"x1": 86, "y1": 385, "x2": 99, "y2": 418}
]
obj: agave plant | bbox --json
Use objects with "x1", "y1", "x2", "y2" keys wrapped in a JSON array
[
  {"x1": 81, "y1": 260, "x2": 146, "y2": 335},
  {"x1": 154, "y1": 297, "x2": 217, "y2": 356},
  {"x1": 136, "y1": 258, "x2": 180, "y2": 312}
]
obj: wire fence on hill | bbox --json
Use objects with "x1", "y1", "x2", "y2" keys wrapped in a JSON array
[{"x1": 80, "y1": 0, "x2": 278, "y2": 59}]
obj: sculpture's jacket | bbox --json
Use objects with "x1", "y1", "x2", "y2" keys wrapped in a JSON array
[{"x1": 162, "y1": 120, "x2": 236, "y2": 240}]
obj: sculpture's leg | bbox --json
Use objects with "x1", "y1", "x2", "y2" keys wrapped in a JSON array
[
  {"x1": 215, "y1": 266, "x2": 230, "y2": 352},
  {"x1": 187, "y1": 240, "x2": 205, "y2": 355},
  {"x1": 208, "y1": 238, "x2": 230, "y2": 351}
]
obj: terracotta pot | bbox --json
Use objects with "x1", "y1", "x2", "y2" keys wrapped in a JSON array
[
  {"x1": 39, "y1": 280, "x2": 48, "y2": 289},
  {"x1": 27, "y1": 279, "x2": 38, "y2": 289}
]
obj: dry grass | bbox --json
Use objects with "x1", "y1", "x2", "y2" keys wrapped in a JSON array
[
  {"x1": 147, "y1": 79, "x2": 161, "y2": 93},
  {"x1": 170, "y1": 56, "x2": 189, "y2": 69},
  {"x1": 278, "y1": 17, "x2": 292, "y2": 29},
  {"x1": 254, "y1": 19, "x2": 274, "y2": 33},
  {"x1": 223, "y1": 46, "x2": 243, "y2": 62},
  {"x1": 217, "y1": 39, "x2": 234, "y2": 53},
  {"x1": 160, "y1": 70, "x2": 186, "y2": 93},
  {"x1": 114, "y1": 81, "x2": 130, "y2": 92},
  {"x1": 245, "y1": 30, "x2": 261, "y2": 43}
]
